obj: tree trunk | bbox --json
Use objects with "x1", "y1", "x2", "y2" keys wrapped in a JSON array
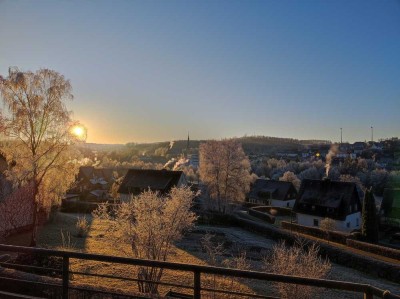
[{"x1": 29, "y1": 181, "x2": 39, "y2": 247}]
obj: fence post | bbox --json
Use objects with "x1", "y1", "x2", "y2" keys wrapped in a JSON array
[
  {"x1": 193, "y1": 270, "x2": 201, "y2": 299},
  {"x1": 62, "y1": 256, "x2": 69, "y2": 299},
  {"x1": 364, "y1": 289, "x2": 373, "y2": 299}
]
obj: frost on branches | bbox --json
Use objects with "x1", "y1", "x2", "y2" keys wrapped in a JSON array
[
  {"x1": 93, "y1": 186, "x2": 197, "y2": 295},
  {"x1": 199, "y1": 139, "x2": 251, "y2": 214},
  {"x1": 264, "y1": 241, "x2": 331, "y2": 299}
]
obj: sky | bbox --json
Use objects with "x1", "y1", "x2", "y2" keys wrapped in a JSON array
[{"x1": 0, "y1": 0, "x2": 399, "y2": 144}]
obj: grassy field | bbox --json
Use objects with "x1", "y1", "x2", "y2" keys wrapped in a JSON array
[
  {"x1": 35, "y1": 213, "x2": 262, "y2": 298},
  {"x1": 9, "y1": 212, "x2": 396, "y2": 298}
]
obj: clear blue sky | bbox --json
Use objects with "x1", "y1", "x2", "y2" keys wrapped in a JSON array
[{"x1": 1, "y1": 0, "x2": 399, "y2": 144}]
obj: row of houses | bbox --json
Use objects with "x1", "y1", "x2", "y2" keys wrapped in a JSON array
[
  {"x1": 248, "y1": 178, "x2": 399, "y2": 233},
  {"x1": 70, "y1": 166, "x2": 399, "y2": 234}
]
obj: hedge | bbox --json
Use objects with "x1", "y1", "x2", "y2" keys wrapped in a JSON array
[
  {"x1": 281, "y1": 221, "x2": 348, "y2": 245},
  {"x1": 346, "y1": 239, "x2": 400, "y2": 261},
  {"x1": 234, "y1": 215, "x2": 400, "y2": 283}
]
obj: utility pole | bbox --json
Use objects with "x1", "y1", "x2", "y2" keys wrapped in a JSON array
[
  {"x1": 371, "y1": 126, "x2": 374, "y2": 142},
  {"x1": 340, "y1": 128, "x2": 342, "y2": 144}
]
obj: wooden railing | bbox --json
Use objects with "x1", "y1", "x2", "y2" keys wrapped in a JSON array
[{"x1": 0, "y1": 244, "x2": 399, "y2": 299}]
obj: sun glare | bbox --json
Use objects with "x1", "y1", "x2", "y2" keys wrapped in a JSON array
[{"x1": 72, "y1": 125, "x2": 85, "y2": 138}]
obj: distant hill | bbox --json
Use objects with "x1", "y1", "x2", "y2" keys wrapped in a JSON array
[{"x1": 78, "y1": 136, "x2": 331, "y2": 156}]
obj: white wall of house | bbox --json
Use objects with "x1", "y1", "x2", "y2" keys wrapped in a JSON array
[
  {"x1": 271, "y1": 199, "x2": 296, "y2": 208},
  {"x1": 296, "y1": 212, "x2": 361, "y2": 232}
]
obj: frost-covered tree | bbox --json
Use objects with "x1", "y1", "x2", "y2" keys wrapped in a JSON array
[
  {"x1": 93, "y1": 187, "x2": 197, "y2": 295},
  {"x1": 368, "y1": 169, "x2": 389, "y2": 196},
  {"x1": 264, "y1": 242, "x2": 331, "y2": 299},
  {"x1": 327, "y1": 166, "x2": 340, "y2": 180},
  {"x1": 0, "y1": 67, "x2": 81, "y2": 246},
  {"x1": 298, "y1": 167, "x2": 321, "y2": 180},
  {"x1": 199, "y1": 139, "x2": 251, "y2": 213}
]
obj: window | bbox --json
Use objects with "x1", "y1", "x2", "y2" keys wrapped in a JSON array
[
  {"x1": 312, "y1": 205, "x2": 316, "y2": 211},
  {"x1": 346, "y1": 222, "x2": 350, "y2": 228},
  {"x1": 354, "y1": 204, "x2": 357, "y2": 212},
  {"x1": 356, "y1": 218, "x2": 359, "y2": 226},
  {"x1": 313, "y1": 219, "x2": 319, "y2": 227},
  {"x1": 287, "y1": 202, "x2": 290, "y2": 207}
]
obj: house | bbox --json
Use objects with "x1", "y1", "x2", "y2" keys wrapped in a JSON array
[
  {"x1": 352, "y1": 142, "x2": 366, "y2": 156},
  {"x1": 248, "y1": 179, "x2": 298, "y2": 208},
  {"x1": 0, "y1": 180, "x2": 35, "y2": 238},
  {"x1": 118, "y1": 169, "x2": 187, "y2": 201},
  {"x1": 293, "y1": 179, "x2": 361, "y2": 232},
  {"x1": 74, "y1": 166, "x2": 117, "y2": 192},
  {"x1": 380, "y1": 188, "x2": 400, "y2": 228}
]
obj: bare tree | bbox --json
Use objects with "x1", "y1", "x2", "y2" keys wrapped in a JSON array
[
  {"x1": 199, "y1": 139, "x2": 251, "y2": 214},
  {"x1": 0, "y1": 67, "x2": 81, "y2": 246},
  {"x1": 264, "y1": 242, "x2": 331, "y2": 299},
  {"x1": 93, "y1": 187, "x2": 197, "y2": 295}
]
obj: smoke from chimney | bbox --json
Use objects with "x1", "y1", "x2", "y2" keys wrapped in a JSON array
[{"x1": 325, "y1": 144, "x2": 339, "y2": 177}]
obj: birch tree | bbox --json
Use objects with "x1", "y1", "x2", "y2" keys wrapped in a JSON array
[
  {"x1": 0, "y1": 67, "x2": 81, "y2": 246},
  {"x1": 199, "y1": 139, "x2": 251, "y2": 214}
]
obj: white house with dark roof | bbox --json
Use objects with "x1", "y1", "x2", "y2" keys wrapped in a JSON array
[
  {"x1": 248, "y1": 179, "x2": 298, "y2": 208},
  {"x1": 293, "y1": 179, "x2": 361, "y2": 232}
]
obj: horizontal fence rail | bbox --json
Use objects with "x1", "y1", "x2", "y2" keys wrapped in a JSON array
[{"x1": 0, "y1": 244, "x2": 399, "y2": 299}]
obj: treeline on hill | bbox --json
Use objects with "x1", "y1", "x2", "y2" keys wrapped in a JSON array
[{"x1": 78, "y1": 136, "x2": 332, "y2": 160}]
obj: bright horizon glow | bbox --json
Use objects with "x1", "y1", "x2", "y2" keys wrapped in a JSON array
[
  {"x1": 1, "y1": 1, "x2": 399, "y2": 144},
  {"x1": 72, "y1": 126, "x2": 85, "y2": 138}
]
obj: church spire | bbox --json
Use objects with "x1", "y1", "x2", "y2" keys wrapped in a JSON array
[{"x1": 186, "y1": 132, "x2": 190, "y2": 157}]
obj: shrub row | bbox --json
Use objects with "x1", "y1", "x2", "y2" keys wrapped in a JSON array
[{"x1": 346, "y1": 239, "x2": 400, "y2": 261}]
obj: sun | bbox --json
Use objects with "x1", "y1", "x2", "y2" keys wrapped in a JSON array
[{"x1": 71, "y1": 125, "x2": 86, "y2": 139}]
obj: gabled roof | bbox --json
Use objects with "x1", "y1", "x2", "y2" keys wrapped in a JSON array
[
  {"x1": 78, "y1": 166, "x2": 115, "y2": 183},
  {"x1": 293, "y1": 179, "x2": 361, "y2": 220},
  {"x1": 118, "y1": 169, "x2": 184, "y2": 194},
  {"x1": 381, "y1": 189, "x2": 400, "y2": 220},
  {"x1": 248, "y1": 179, "x2": 297, "y2": 201}
]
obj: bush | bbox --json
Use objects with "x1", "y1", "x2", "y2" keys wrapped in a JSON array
[
  {"x1": 75, "y1": 216, "x2": 89, "y2": 238},
  {"x1": 264, "y1": 241, "x2": 331, "y2": 299}
]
